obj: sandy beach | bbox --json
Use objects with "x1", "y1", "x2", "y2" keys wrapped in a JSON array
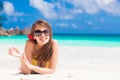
[{"x1": 0, "y1": 44, "x2": 120, "y2": 80}]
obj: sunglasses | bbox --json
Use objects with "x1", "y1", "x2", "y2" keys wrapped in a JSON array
[{"x1": 34, "y1": 29, "x2": 50, "y2": 37}]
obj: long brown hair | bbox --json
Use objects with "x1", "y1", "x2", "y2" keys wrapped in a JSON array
[{"x1": 30, "y1": 20, "x2": 53, "y2": 62}]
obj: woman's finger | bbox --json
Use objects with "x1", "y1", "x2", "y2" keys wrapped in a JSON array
[
  {"x1": 12, "y1": 47, "x2": 20, "y2": 53},
  {"x1": 8, "y1": 48, "x2": 13, "y2": 55}
]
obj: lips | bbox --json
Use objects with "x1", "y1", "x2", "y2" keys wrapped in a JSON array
[
  {"x1": 37, "y1": 36, "x2": 49, "y2": 44},
  {"x1": 39, "y1": 37, "x2": 47, "y2": 42}
]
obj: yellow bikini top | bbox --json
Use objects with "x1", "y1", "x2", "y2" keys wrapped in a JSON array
[{"x1": 32, "y1": 59, "x2": 49, "y2": 68}]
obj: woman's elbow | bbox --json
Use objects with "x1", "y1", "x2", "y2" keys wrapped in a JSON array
[
  {"x1": 21, "y1": 69, "x2": 31, "y2": 75},
  {"x1": 49, "y1": 69, "x2": 56, "y2": 74},
  {"x1": 22, "y1": 72, "x2": 30, "y2": 75}
]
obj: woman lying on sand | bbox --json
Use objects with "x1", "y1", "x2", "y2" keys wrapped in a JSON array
[{"x1": 8, "y1": 20, "x2": 58, "y2": 74}]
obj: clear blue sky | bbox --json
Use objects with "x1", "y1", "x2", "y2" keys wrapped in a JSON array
[{"x1": 1, "y1": 0, "x2": 120, "y2": 34}]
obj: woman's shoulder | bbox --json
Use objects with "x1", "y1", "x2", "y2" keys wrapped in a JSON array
[
  {"x1": 52, "y1": 39, "x2": 58, "y2": 47},
  {"x1": 52, "y1": 39, "x2": 58, "y2": 44},
  {"x1": 26, "y1": 40, "x2": 35, "y2": 46}
]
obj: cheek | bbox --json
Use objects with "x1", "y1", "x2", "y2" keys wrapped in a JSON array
[
  {"x1": 46, "y1": 36, "x2": 50, "y2": 41},
  {"x1": 34, "y1": 36, "x2": 37, "y2": 40},
  {"x1": 44, "y1": 36, "x2": 50, "y2": 43}
]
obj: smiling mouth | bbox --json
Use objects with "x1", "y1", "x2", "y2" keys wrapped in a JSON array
[{"x1": 40, "y1": 37, "x2": 47, "y2": 41}]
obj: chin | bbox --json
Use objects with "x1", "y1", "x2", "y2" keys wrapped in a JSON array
[
  {"x1": 41, "y1": 40, "x2": 49, "y2": 45},
  {"x1": 44, "y1": 41, "x2": 49, "y2": 44}
]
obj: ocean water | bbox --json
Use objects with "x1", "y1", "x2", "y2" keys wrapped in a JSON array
[{"x1": 0, "y1": 34, "x2": 120, "y2": 47}]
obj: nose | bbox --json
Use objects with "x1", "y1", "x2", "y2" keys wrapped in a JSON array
[{"x1": 41, "y1": 32, "x2": 45, "y2": 37}]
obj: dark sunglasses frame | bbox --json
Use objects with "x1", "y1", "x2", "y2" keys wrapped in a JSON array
[{"x1": 34, "y1": 29, "x2": 50, "y2": 37}]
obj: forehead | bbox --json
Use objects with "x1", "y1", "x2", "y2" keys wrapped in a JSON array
[{"x1": 35, "y1": 26, "x2": 48, "y2": 31}]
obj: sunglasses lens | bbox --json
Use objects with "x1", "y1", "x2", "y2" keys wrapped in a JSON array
[
  {"x1": 34, "y1": 30, "x2": 42, "y2": 37},
  {"x1": 43, "y1": 29, "x2": 50, "y2": 36}
]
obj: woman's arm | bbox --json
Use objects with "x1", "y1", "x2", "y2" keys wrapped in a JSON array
[
  {"x1": 23, "y1": 40, "x2": 58, "y2": 74},
  {"x1": 20, "y1": 41, "x2": 34, "y2": 74}
]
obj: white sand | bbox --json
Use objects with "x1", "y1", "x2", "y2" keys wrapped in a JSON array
[{"x1": 0, "y1": 44, "x2": 120, "y2": 80}]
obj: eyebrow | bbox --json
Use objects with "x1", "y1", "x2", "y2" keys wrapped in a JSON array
[{"x1": 35, "y1": 28, "x2": 48, "y2": 31}]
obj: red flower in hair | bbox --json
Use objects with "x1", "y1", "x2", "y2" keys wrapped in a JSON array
[{"x1": 27, "y1": 34, "x2": 34, "y2": 40}]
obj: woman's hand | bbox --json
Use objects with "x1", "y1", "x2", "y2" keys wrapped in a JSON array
[{"x1": 8, "y1": 47, "x2": 22, "y2": 58}]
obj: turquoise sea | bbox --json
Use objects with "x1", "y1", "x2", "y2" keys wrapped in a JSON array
[{"x1": 1, "y1": 34, "x2": 120, "y2": 47}]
